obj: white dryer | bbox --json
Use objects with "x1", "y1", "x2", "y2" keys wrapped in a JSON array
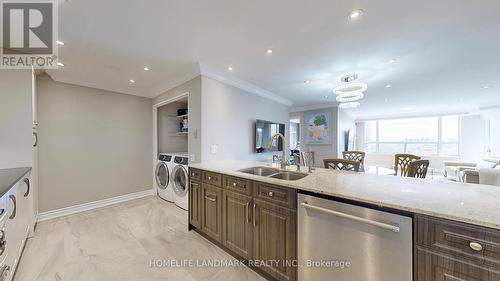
[
  {"x1": 171, "y1": 155, "x2": 189, "y2": 210},
  {"x1": 155, "y1": 153, "x2": 174, "y2": 202}
]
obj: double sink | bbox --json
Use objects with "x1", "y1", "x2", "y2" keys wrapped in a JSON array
[{"x1": 238, "y1": 166, "x2": 309, "y2": 181}]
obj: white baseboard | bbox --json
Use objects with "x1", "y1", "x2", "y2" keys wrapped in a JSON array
[{"x1": 37, "y1": 189, "x2": 155, "y2": 222}]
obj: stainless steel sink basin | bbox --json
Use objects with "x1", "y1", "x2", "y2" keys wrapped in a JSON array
[
  {"x1": 238, "y1": 167, "x2": 281, "y2": 176},
  {"x1": 269, "y1": 171, "x2": 308, "y2": 181}
]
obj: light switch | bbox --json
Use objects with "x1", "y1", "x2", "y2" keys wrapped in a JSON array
[{"x1": 210, "y1": 145, "x2": 218, "y2": 154}]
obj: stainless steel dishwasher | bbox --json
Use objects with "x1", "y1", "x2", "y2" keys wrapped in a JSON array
[{"x1": 298, "y1": 193, "x2": 412, "y2": 281}]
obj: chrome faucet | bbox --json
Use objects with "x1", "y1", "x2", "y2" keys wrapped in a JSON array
[{"x1": 267, "y1": 133, "x2": 289, "y2": 170}]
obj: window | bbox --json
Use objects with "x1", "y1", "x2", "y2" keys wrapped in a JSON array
[{"x1": 364, "y1": 115, "x2": 460, "y2": 156}]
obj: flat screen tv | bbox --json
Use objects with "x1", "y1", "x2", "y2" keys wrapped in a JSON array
[{"x1": 255, "y1": 119, "x2": 285, "y2": 153}]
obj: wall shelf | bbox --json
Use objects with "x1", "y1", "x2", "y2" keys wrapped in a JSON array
[
  {"x1": 168, "y1": 114, "x2": 188, "y2": 119},
  {"x1": 168, "y1": 132, "x2": 188, "y2": 137}
]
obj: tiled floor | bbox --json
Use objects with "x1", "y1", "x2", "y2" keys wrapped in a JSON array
[{"x1": 15, "y1": 196, "x2": 265, "y2": 281}]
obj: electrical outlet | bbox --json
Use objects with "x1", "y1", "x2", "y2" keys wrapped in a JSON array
[{"x1": 210, "y1": 145, "x2": 218, "y2": 154}]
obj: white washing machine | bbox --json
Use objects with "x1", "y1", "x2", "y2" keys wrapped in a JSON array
[
  {"x1": 155, "y1": 153, "x2": 174, "y2": 202},
  {"x1": 171, "y1": 155, "x2": 189, "y2": 210}
]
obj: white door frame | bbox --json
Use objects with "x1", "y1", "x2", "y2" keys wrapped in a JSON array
[{"x1": 152, "y1": 92, "x2": 190, "y2": 195}]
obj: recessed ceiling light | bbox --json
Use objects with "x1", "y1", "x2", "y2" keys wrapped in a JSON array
[
  {"x1": 56, "y1": 40, "x2": 64, "y2": 46},
  {"x1": 57, "y1": 62, "x2": 64, "y2": 67},
  {"x1": 348, "y1": 9, "x2": 363, "y2": 20},
  {"x1": 130, "y1": 79, "x2": 135, "y2": 83},
  {"x1": 324, "y1": 95, "x2": 329, "y2": 98},
  {"x1": 385, "y1": 84, "x2": 392, "y2": 88},
  {"x1": 228, "y1": 66, "x2": 233, "y2": 71},
  {"x1": 266, "y1": 49, "x2": 273, "y2": 54},
  {"x1": 388, "y1": 59, "x2": 398, "y2": 64},
  {"x1": 143, "y1": 67, "x2": 150, "y2": 71},
  {"x1": 304, "y1": 80, "x2": 310, "y2": 84},
  {"x1": 483, "y1": 86, "x2": 490, "y2": 89}
]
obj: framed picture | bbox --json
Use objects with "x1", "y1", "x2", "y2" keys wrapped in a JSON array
[{"x1": 305, "y1": 111, "x2": 331, "y2": 144}]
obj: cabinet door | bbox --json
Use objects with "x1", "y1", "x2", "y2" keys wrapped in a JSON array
[
  {"x1": 201, "y1": 184, "x2": 222, "y2": 242},
  {"x1": 189, "y1": 181, "x2": 202, "y2": 229},
  {"x1": 222, "y1": 190, "x2": 253, "y2": 260},
  {"x1": 253, "y1": 199, "x2": 297, "y2": 281}
]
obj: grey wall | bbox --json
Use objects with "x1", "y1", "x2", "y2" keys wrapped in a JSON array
[
  {"x1": 201, "y1": 76, "x2": 289, "y2": 162},
  {"x1": 37, "y1": 75, "x2": 153, "y2": 212},
  {"x1": 337, "y1": 109, "x2": 356, "y2": 156},
  {"x1": 154, "y1": 76, "x2": 202, "y2": 163},
  {"x1": 0, "y1": 70, "x2": 33, "y2": 169},
  {"x1": 158, "y1": 101, "x2": 188, "y2": 153}
]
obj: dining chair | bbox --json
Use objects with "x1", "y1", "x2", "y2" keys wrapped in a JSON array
[
  {"x1": 323, "y1": 159, "x2": 361, "y2": 172},
  {"x1": 407, "y1": 160, "x2": 430, "y2": 178},
  {"x1": 394, "y1": 154, "x2": 421, "y2": 176},
  {"x1": 342, "y1": 151, "x2": 366, "y2": 171}
]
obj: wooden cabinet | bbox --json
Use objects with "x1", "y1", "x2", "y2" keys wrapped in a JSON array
[
  {"x1": 253, "y1": 198, "x2": 297, "y2": 281},
  {"x1": 415, "y1": 215, "x2": 500, "y2": 281},
  {"x1": 201, "y1": 183, "x2": 222, "y2": 242},
  {"x1": 190, "y1": 171, "x2": 298, "y2": 281},
  {"x1": 222, "y1": 190, "x2": 253, "y2": 260},
  {"x1": 189, "y1": 181, "x2": 202, "y2": 229}
]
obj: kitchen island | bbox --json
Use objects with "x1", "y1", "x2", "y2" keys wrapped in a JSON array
[{"x1": 188, "y1": 161, "x2": 500, "y2": 281}]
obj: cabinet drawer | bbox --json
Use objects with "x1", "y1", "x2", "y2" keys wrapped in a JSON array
[
  {"x1": 202, "y1": 171, "x2": 222, "y2": 187},
  {"x1": 189, "y1": 168, "x2": 201, "y2": 181},
  {"x1": 253, "y1": 182, "x2": 296, "y2": 209},
  {"x1": 416, "y1": 215, "x2": 500, "y2": 269},
  {"x1": 223, "y1": 176, "x2": 252, "y2": 195},
  {"x1": 416, "y1": 247, "x2": 500, "y2": 281}
]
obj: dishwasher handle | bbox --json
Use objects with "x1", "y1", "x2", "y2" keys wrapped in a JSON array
[{"x1": 301, "y1": 201, "x2": 400, "y2": 233}]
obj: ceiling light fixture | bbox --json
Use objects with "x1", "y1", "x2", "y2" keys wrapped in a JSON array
[
  {"x1": 388, "y1": 59, "x2": 397, "y2": 64},
  {"x1": 348, "y1": 9, "x2": 363, "y2": 20},
  {"x1": 130, "y1": 79, "x2": 135, "y2": 83},
  {"x1": 228, "y1": 66, "x2": 233, "y2": 71},
  {"x1": 56, "y1": 40, "x2": 65, "y2": 46},
  {"x1": 336, "y1": 92, "x2": 364, "y2": 103},
  {"x1": 339, "y1": 102, "x2": 360, "y2": 109},
  {"x1": 324, "y1": 95, "x2": 329, "y2": 98},
  {"x1": 304, "y1": 80, "x2": 310, "y2": 84},
  {"x1": 57, "y1": 62, "x2": 64, "y2": 67},
  {"x1": 334, "y1": 82, "x2": 368, "y2": 95},
  {"x1": 385, "y1": 84, "x2": 392, "y2": 88},
  {"x1": 483, "y1": 86, "x2": 490, "y2": 89},
  {"x1": 266, "y1": 49, "x2": 273, "y2": 54},
  {"x1": 143, "y1": 67, "x2": 150, "y2": 71}
]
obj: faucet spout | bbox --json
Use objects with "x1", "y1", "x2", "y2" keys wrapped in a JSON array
[{"x1": 268, "y1": 133, "x2": 288, "y2": 170}]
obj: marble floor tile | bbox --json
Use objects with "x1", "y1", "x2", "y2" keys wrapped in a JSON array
[{"x1": 15, "y1": 196, "x2": 265, "y2": 281}]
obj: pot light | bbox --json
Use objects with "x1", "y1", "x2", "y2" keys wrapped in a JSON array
[
  {"x1": 56, "y1": 40, "x2": 64, "y2": 46},
  {"x1": 266, "y1": 49, "x2": 273, "y2": 54},
  {"x1": 348, "y1": 9, "x2": 363, "y2": 20},
  {"x1": 385, "y1": 84, "x2": 392, "y2": 88},
  {"x1": 339, "y1": 102, "x2": 360, "y2": 109},
  {"x1": 388, "y1": 59, "x2": 397, "y2": 64},
  {"x1": 129, "y1": 79, "x2": 135, "y2": 83},
  {"x1": 57, "y1": 62, "x2": 64, "y2": 67},
  {"x1": 228, "y1": 66, "x2": 233, "y2": 71},
  {"x1": 304, "y1": 80, "x2": 310, "y2": 84},
  {"x1": 143, "y1": 67, "x2": 150, "y2": 71},
  {"x1": 483, "y1": 86, "x2": 490, "y2": 89},
  {"x1": 336, "y1": 92, "x2": 364, "y2": 103},
  {"x1": 324, "y1": 95, "x2": 329, "y2": 98}
]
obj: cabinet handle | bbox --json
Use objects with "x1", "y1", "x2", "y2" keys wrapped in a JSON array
[
  {"x1": 23, "y1": 178, "x2": 30, "y2": 197},
  {"x1": 205, "y1": 196, "x2": 216, "y2": 202},
  {"x1": 8, "y1": 195, "x2": 16, "y2": 220},
  {"x1": 246, "y1": 202, "x2": 251, "y2": 223},
  {"x1": 469, "y1": 242, "x2": 483, "y2": 251},
  {"x1": 191, "y1": 182, "x2": 199, "y2": 187},
  {"x1": 33, "y1": 131, "x2": 38, "y2": 147},
  {"x1": 253, "y1": 203, "x2": 257, "y2": 227}
]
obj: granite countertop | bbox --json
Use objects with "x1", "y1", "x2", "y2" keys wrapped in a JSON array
[
  {"x1": 189, "y1": 160, "x2": 500, "y2": 230},
  {"x1": 0, "y1": 167, "x2": 32, "y2": 198}
]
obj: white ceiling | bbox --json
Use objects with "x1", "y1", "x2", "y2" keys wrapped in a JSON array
[{"x1": 48, "y1": 0, "x2": 500, "y2": 119}]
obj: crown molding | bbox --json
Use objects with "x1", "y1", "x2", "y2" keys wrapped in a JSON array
[{"x1": 199, "y1": 63, "x2": 293, "y2": 106}]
